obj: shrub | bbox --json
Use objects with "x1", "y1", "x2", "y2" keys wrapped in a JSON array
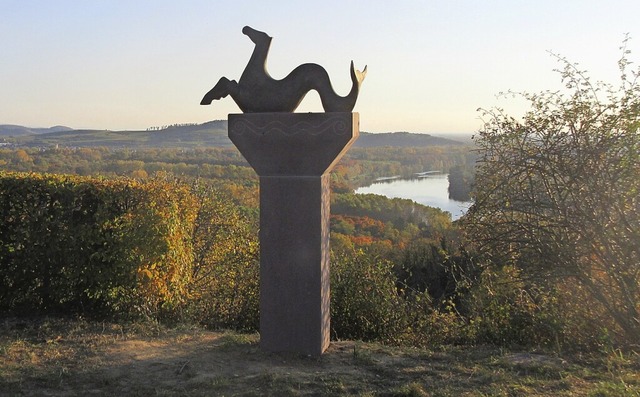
[
  {"x1": 0, "y1": 172, "x2": 197, "y2": 318},
  {"x1": 466, "y1": 40, "x2": 640, "y2": 347},
  {"x1": 330, "y1": 247, "x2": 464, "y2": 346},
  {"x1": 463, "y1": 265, "x2": 563, "y2": 348},
  {"x1": 331, "y1": 249, "x2": 409, "y2": 343},
  {"x1": 184, "y1": 181, "x2": 260, "y2": 331}
]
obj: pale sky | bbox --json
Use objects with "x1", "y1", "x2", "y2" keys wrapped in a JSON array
[{"x1": 1, "y1": 1, "x2": 639, "y2": 134}]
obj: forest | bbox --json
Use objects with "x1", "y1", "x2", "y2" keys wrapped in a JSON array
[{"x1": 1, "y1": 49, "x2": 639, "y2": 360}]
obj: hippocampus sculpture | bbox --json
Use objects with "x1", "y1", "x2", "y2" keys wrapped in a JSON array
[{"x1": 200, "y1": 26, "x2": 367, "y2": 113}]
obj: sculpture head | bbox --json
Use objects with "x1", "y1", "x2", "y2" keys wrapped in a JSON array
[{"x1": 242, "y1": 26, "x2": 272, "y2": 45}]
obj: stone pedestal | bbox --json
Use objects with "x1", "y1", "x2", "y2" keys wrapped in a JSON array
[{"x1": 228, "y1": 112, "x2": 359, "y2": 356}]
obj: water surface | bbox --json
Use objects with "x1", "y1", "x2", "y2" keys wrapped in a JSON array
[{"x1": 355, "y1": 173, "x2": 472, "y2": 220}]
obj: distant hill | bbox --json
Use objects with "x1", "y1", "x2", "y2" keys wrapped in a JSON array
[
  {"x1": 0, "y1": 125, "x2": 73, "y2": 137},
  {"x1": 2, "y1": 121, "x2": 466, "y2": 148},
  {"x1": 7, "y1": 121, "x2": 230, "y2": 148},
  {"x1": 355, "y1": 131, "x2": 463, "y2": 147}
]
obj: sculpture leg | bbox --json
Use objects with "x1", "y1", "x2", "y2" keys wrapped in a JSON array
[{"x1": 200, "y1": 77, "x2": 237, "y2": 105}]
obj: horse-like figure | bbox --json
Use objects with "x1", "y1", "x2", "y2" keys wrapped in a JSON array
[{"x1": 200, "y1": 26, "x2": 367, "y2": 113}]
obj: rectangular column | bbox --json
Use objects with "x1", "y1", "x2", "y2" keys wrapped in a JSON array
[{"x1": 258, "y1": 174, "x2": 331, "y2": 356}]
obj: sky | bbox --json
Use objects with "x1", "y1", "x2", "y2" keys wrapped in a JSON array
[{"x1": 2, "y1": 1, "x2": 640, "y2": 135}]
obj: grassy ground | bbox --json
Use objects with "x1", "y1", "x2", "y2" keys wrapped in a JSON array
[{"x1": 1, "y1": 317, "x2": 638, "y2": 396}]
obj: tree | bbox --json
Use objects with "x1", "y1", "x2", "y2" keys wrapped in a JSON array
[
  {"x1": 448, "y1": 165, "x2": 474, "y2": 202},
  {"x1": 465, "y1": 39, "x2": 640, "y2": 345}
]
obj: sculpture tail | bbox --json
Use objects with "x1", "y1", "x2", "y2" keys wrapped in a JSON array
[
  {"x1": 338, "y1": 61, "x2": 366, "y2": 112},
  {"x1": 321, "y1": 61, "x2": 367, "y2": 112},
  {"x1": 350, "y1": 61, "x2": 367, "y2": 87}
]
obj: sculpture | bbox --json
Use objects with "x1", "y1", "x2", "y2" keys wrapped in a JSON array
[
  {"x1": 201, "y1": 26, "x2": 363, "y2": 355},
  {"x1": 200, "y1": 26, "x2": 367, "y2": 113}
]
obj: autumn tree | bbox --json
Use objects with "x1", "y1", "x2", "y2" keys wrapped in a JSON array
[{"x1": 465, "y1": 40, "x2": 640, "y2": 345}]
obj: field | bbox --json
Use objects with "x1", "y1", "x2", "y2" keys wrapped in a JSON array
[{"x1": 1, "y1": 318, "x2": 638, "y2": 396}]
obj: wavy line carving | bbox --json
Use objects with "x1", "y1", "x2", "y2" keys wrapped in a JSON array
[{"x1": 230, "y1": 116, "x2": 348, "y2": 136}]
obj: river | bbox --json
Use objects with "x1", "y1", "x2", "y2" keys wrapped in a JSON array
[{"x1": 354, "y1": 173, "x2": 472, "y2": 220}]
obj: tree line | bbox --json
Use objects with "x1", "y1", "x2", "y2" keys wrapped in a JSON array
[{"x1": 146, "y1": 123, "x2": 200, "y2": 131}]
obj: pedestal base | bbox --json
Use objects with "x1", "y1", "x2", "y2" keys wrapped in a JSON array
[{"x1": 228, "y1": 112, "x2": 359, "y2": 356}]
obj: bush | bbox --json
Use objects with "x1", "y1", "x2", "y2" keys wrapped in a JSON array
[
  {"x1": 184, "y1": 181, "x2": 260, "y2": 331},
  {"x1": 330, "y1": 247, "x2": 467, "y2": 347},
  {"x1": 463, "y1": 266, "x2": 563, "y2": 348},
  {"x1": 331, "y1": 249, "x2": 408, "y2": 343},
  {"x1": 466, "y1": 40, "x2": 640, "y2": 347},
  {"x1": 0, "y1": 172, "x2": 197, "y2": 319}
]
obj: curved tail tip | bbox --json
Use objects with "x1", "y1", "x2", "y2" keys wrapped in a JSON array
[{"x1": 351, "y1": 61, "x2": 367, "y2": 84}]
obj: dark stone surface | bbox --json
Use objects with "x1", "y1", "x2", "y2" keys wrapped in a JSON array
[
  {"x1": 228, "y1": 113, "x2": 358, "y2": 176},
  {"x1": 228, "y1": 113, "x2": 359, "y2": 356},
  {"x1": 201, "y1": 26, "x2": 366, "y2": 113},
  {"x1": 258, "y1": 175, "x2": 331, "y2": 355}
]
